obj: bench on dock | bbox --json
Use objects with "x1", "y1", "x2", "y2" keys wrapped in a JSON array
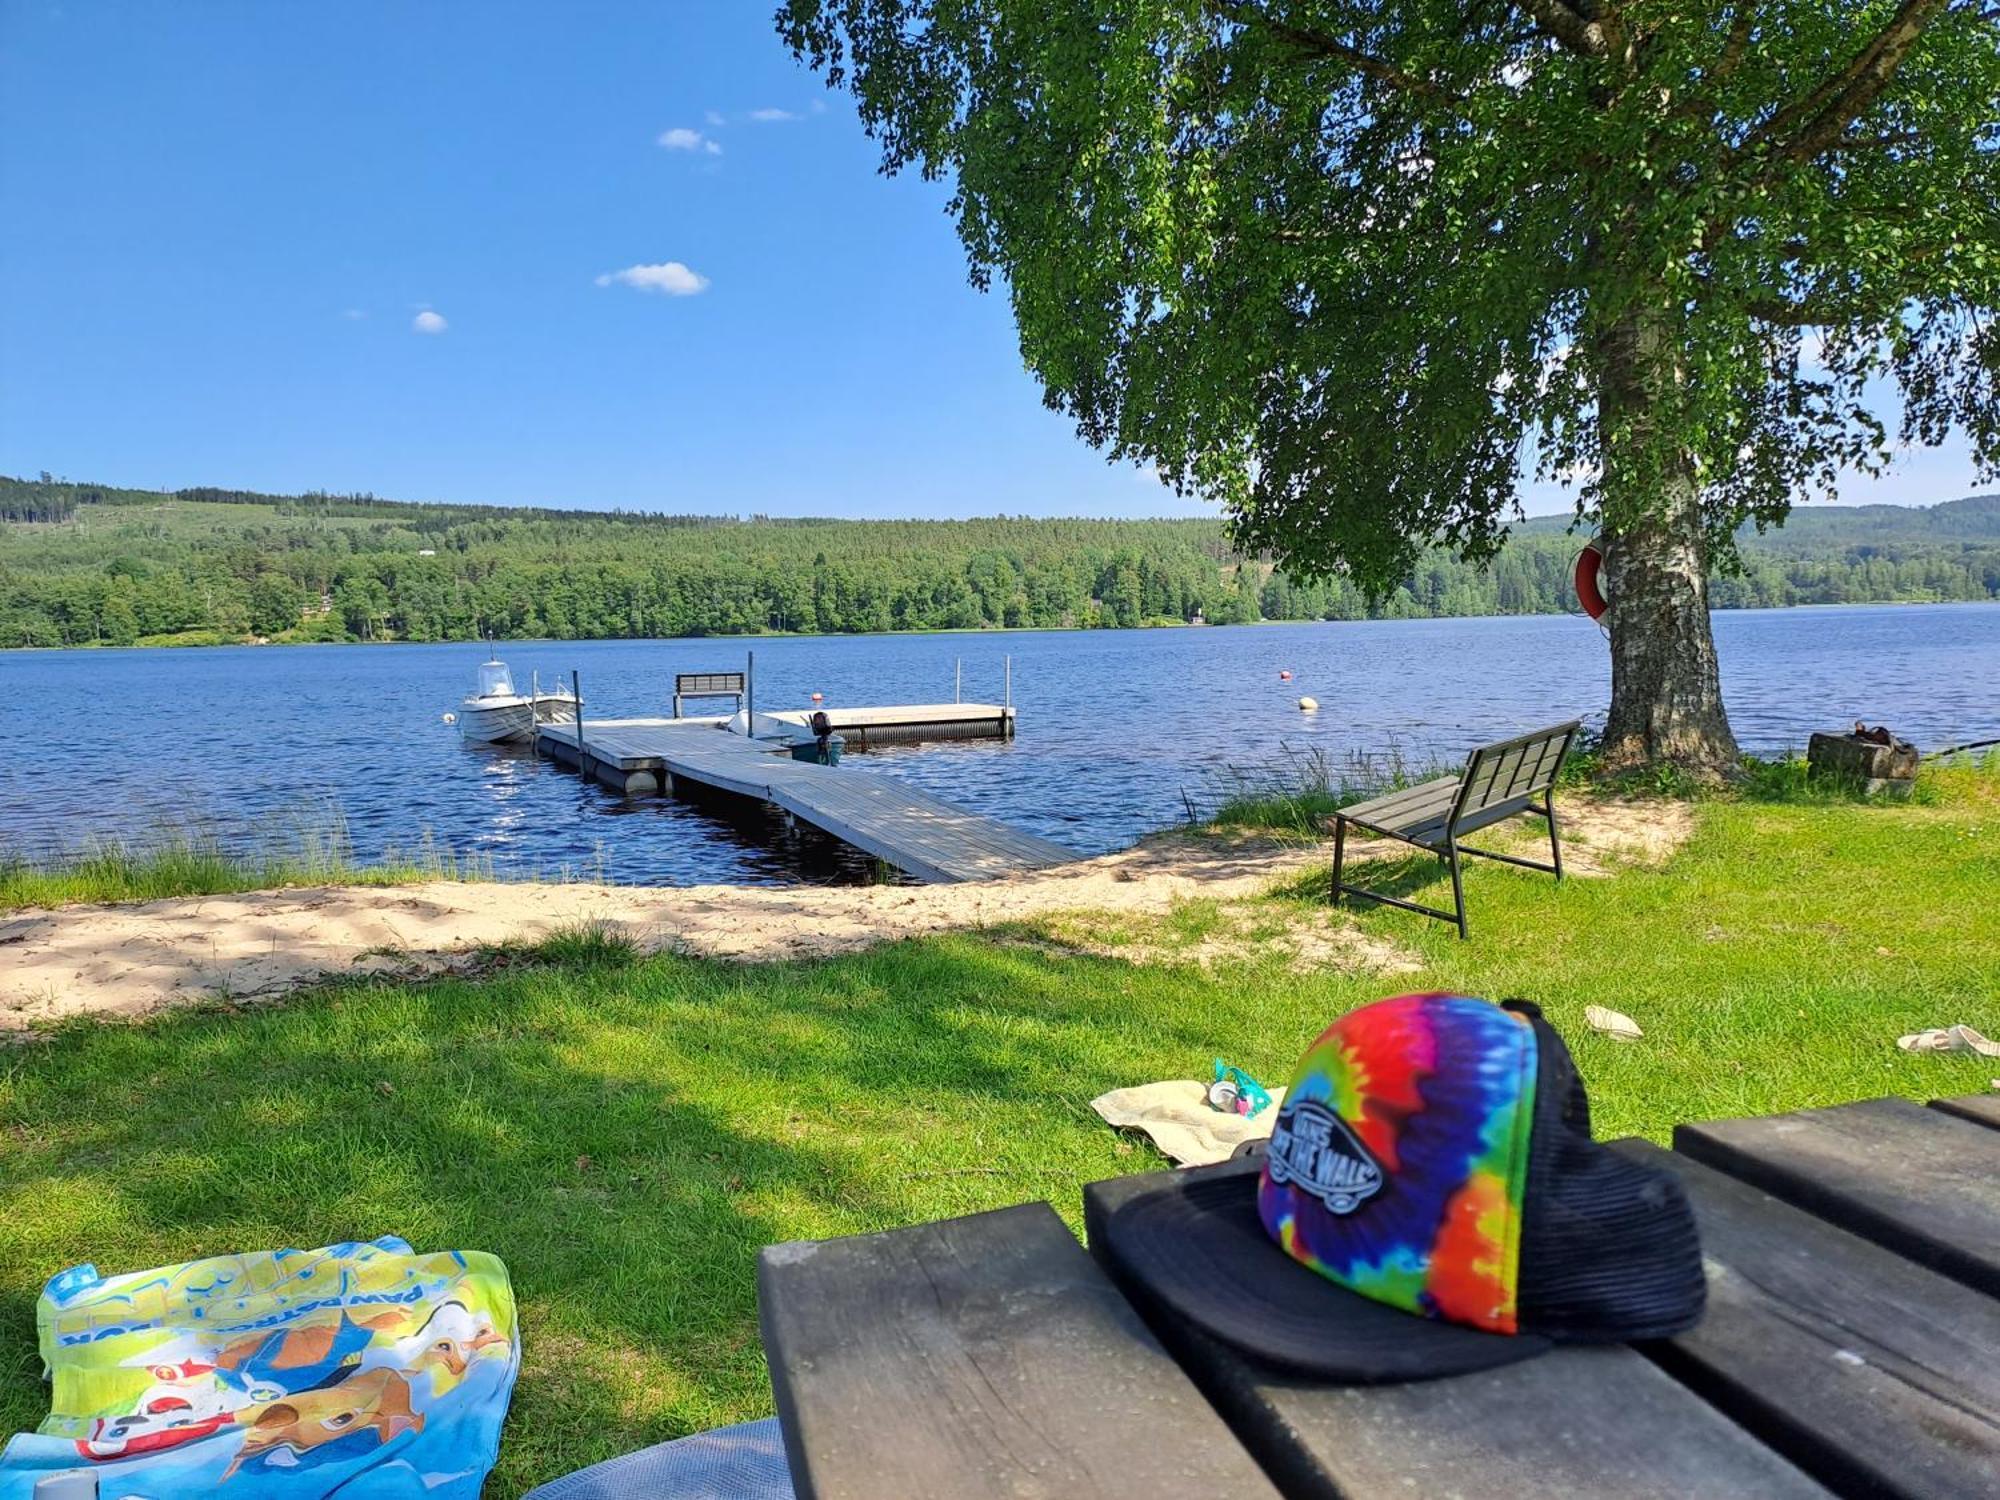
[
  {"x1": 1331, "y1": 720, "x2": 1581, "y2": 938},
  {"x1": 673, "y1": 671, "x2": 746, "y2": 719},
  {"x1": 758, "y1": 1091, "x2": 2000, "y2": 1499}
]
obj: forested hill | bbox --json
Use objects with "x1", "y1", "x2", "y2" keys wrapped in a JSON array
[{"x1": 1, "y1": 476, "x2": 1995, "y2": 649}]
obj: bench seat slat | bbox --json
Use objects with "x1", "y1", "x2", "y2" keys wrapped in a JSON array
[
  {"x1": 1337, "y1": 775, "x2": 1461, "y2": 829},
  {"x1": 1674, "y1": 1098, "x2": 2000, "y2": 1297},
  {"x1": 759, "y1": 1202, "x2": 1282, "y2": 1500},
  {"x1": 1611, "y1": 1138, "x2": 2000, "y2": 1500}
]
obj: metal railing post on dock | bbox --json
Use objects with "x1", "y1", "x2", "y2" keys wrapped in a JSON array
[
  {"x1": 746, "y1": 650, "x2": 755, "y2": 734},
  {"x1": 955, "y1": 658, "x2": 962, "y2": 704},
  {"x1": 1004, "y1": 655, "x2": 1011, "y2": 708},
  {"x1": 572, "y1": 670, "x2": 587, "y2": 779}
]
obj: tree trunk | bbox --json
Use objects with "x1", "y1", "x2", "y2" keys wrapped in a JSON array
[{"x1": 1595, "y1": 306, "x2": 1741, "y2": 779}]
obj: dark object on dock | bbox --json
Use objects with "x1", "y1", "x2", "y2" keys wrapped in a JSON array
[
  {"x1": 761, "y1": 1089, "x2": 2000, "y2": 1498},
  {"x1": 1330, "y1": 721, "x2": 1580, "y2": 940},
  {"x1": 1808, "y1": 726, "x2": 1918, "y2": 795}
]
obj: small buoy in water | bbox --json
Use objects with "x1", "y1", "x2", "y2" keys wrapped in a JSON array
[
  {"x1": 1279, "y1": 670, "x2": 1293, "y2": 680},
  {"x1": 1297, "y1": 696, "x2": 1318, "y2": 711},
  {"x1": 810, "y1": 691, "x2": 824, "y2": 702},
  {"x1": 442, "y1": 712, "x2": 457, "y2": 725}
]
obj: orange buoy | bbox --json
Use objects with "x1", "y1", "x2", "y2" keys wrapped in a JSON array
[
  {"x1": 810, "y1": 691, "x2": 824, "y2": 702},
  {"x1": 1278, "y1": 670, "x2": 1292, "y2": 681},
  {"x1": 1574, "y1": 543, "x2": 1608, "y2": 622}
]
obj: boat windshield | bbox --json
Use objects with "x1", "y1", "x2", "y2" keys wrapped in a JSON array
[{"x1": 477, "y1": 661, "x2": 515, "y2": 697}]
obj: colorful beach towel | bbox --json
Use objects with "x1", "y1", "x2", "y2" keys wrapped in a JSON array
[{"x1": 0, "y1": 1237, "x2": 519, "y2": 1500}]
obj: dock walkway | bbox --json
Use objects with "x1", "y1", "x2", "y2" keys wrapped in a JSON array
[{"x1": 535, "y1": 715, "x2": 1071, "y2": 884}]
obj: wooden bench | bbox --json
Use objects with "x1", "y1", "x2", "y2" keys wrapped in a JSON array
[
  {"x1": 758, "y1": 1092, "x2": 2000, "y2": 1498},
  {"x1": 1332, "y1": 720, "x2": 1580, "y2": 938}
]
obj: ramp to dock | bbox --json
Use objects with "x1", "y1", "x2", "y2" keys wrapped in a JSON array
[{"x1": 535, "y1": 719, "x2": 1072, "y2": 884}]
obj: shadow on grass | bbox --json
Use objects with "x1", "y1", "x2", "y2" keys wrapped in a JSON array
[{"x1": 0, "y1": 934, "x2": 1293, "y2": 1494}]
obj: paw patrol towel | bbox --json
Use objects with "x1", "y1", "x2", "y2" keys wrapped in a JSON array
[{"x1": 0, "y1": 1238, "x2": 519, "y2": 1499}]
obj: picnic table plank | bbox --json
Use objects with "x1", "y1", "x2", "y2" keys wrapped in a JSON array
[
  {"x1": 1610, "y1": 1138, "x2": 2000, "y2": 1500},
  {"x1": 1929, "y1": 1092, "x2": 2000, "y2": 1132},
  {"x1": 1674, "y1": 1097, "x2": 2000, "y2": 1296},
  {"x1": 757, "y1": 1201, "x2": 1283, "y2": 1500},
  {"x1": 1083, "y1": 1165, "x2": 1830, "y2": 1500}
]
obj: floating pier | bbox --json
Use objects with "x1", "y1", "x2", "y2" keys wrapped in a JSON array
[{"x1": 534, "y1": 709, "x2": 1069, "y2": 884}]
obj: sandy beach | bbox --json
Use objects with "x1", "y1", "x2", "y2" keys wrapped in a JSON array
[{"x1": 0, "y1": 798, "x2": 1689, "y2": 1033}]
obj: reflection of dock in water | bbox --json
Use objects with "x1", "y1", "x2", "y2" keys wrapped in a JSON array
[{"x1": 534, "y1": 705, "x2": 1072, "y2": 884}]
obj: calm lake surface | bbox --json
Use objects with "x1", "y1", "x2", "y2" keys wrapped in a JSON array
[{"x1": 2, "y1": 603, "x2": 1994, "y2": 886}]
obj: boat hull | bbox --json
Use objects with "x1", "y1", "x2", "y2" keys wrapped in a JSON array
[{"x1": 459, "y1": 698, "x2": 536, "y2": 744}]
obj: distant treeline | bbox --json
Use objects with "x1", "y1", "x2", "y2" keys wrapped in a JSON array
[{"x1": 1, "y1": 475, "x2": 1995, "y2": 649}]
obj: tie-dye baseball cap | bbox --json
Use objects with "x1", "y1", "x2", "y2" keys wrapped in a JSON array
[{"x1": 1098, "y1": 993, "x2": 1705, "y2": 1380}]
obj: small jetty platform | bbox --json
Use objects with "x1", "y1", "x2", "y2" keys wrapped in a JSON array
[{"x1": 534, "y1": 710, "x2": 1069, "y2": 883}]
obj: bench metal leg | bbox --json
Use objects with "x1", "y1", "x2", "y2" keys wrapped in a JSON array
[
  {"x1": 1546, "y1": 793, "x2": 1563, "y2": 881},
  {"x1": 1331, "y1": 817, "x2": 1347, "y2": 907},
  {"x1": 1332, "y1": 817, "x2": 1469, "y2": 936},
  {"x1": 1446, "y1": 837, "x2": 1468, "y2": 940}
]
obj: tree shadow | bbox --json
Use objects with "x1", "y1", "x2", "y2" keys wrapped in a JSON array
[{"x1": 0, "y1": 933, "x2": 1324, "y2": 1494}]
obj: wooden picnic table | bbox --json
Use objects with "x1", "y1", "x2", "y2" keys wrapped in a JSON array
[{"x1": 758, "y1": 1093, "x2": 2000, "y2": 1499}]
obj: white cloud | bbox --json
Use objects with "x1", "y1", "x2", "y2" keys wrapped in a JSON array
[
  {"x1": 412, "y1": 310, "x2": 448, "y2": 334},
  {"x1": 704, "y1": 109, "x2": 725, "y2": 127},
  {"x1": 595, "y1": 262, "x2": 711, "y2": 296},
  {"x1": 749, "y1": 107, "x2": 798, "y2": 122},
  {"x1": 658, "y1": 126, "x2": 721, "y2": 155}
]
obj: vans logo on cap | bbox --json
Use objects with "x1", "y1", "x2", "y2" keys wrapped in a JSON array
[{"x1": 1267, "y1": 1099, "x2": 1383, "y2": 1215}]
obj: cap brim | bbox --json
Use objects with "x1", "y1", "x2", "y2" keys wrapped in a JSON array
[{"x1": 1099, "y1": 1168, "x2": 1553, "y2": 1382}]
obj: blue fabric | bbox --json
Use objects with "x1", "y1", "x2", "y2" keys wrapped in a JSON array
[{"x1": 525, "y1": 1420, "x2": 793, "y2": 1500}]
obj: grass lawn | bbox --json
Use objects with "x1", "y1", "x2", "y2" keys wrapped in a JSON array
[{"x1": 2, "y1": 779, "x2": 1996, "y2": 1495}]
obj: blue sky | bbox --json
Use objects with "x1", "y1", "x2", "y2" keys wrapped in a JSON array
[{"x1": 0, "y1": 2, "x2": 1980, "y2": 520}]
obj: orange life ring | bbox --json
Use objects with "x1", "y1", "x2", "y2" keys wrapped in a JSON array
[{"x1": 1574, "y1": 543, "x2": 1608, "y2": 622}]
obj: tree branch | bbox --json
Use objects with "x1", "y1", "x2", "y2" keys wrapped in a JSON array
[
  {"x1": 1740, "y1": 0, "x2": 1948, "y2": 168},
  {"x1": 1209, "y1": 2, "x2": 1469, "y2": 105},
  {"x1": 1510, "y1": 0, "x2": 1614, "y2": 58}
]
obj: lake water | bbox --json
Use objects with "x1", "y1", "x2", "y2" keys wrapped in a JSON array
[{"x1": 1, "y1": 603, "x2": 1994, "y2": 886}]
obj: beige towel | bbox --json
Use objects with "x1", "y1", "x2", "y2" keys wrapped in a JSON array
[{"x1": 1091, "y1": 1079, "x2": 1288, "y2": 1167}]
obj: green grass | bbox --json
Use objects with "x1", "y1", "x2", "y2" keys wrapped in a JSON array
[
  {"x1": 0, "y1": 826, "x2": 492, "y2": 911},
  {"x1": 3, "y1": 787, "x2": 1997, "y2": 1495}
]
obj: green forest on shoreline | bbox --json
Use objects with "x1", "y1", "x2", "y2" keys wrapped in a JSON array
[{"x1": 3, "y1": 475, "x2": 1997, "y2": 649}]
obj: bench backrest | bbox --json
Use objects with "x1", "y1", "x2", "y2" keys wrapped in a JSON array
[
  {"x1": 675, "y1": 671, "x2": 745, "y2": 699},
  {"x1": 1449, "y1": 721, "x2": 1581, "y2": 834}
]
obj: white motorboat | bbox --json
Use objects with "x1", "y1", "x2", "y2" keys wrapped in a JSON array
[{"x1": 457, "y1": 659, "x2": 536, "y2": 743}]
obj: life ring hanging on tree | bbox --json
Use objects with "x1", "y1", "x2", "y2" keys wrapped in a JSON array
[{"x1": 1573, "y1": 539, "x2": 1609, "y2": 624}]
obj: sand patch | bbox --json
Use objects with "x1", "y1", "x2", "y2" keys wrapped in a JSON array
[{"x1": 0, "y1": 796, "x2": 1690, "y2": 1032}]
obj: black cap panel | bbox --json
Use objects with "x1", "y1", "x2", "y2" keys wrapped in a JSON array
[{"x1": 1515, "y1": 1014, "x2": 1706, "y2": 1341}]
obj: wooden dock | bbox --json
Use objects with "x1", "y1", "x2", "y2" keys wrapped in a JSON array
[{"x1": 534, "y1": 715, "x2": 1071, "y2": 884}]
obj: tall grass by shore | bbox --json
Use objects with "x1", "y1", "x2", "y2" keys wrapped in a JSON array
[
  {"x1": 0, "y1": 822, "x2": 491, "y2": 911},
  {"x1": 1202, "y1": 739, "x2": 2000, "y2": 835}
]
